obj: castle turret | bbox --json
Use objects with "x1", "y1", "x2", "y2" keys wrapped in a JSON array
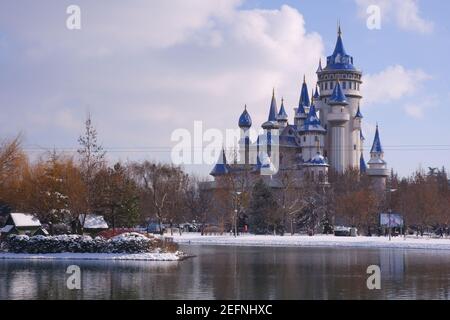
[
  {"x1": 317, "y1": 25, "x2": 363, "y2": 172},
  {"x1": 238, "y1": 105, "x2": 252, "y2": 165},
  {"x1": 367, "y1": 125, "x2": 389, "y2": 191},
  {"x1": 210, "y1": 148, "x2": 230, "y2": 177},
  {"x1": 299, "y1": 97, "x2": 326, "y2": 163},
  {"x1": 277, "y1": 98, "x2": 288, "y2": 128},
  {"x1": 261, "y1": 90, "x2": 279, "y2": 161},
  {"x1": 294, "y1": 76, "x2": 309, "y2": 129},
  {"x1": 327, "y1": 80, "x2": 350, "y2": 173},
  {"x1": 303, "y1": 152, "x2": 329, "y2": 184},
  {"x1": 262, "y1": 89, "x2": 279, "y2": 130}
]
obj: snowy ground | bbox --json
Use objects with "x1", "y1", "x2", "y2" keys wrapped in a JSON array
[
  {"x1": 172, "y1": 233, "x2": 450, "y2": 251},
  {"x1": 0, "y1": 252, "x2": 186, "y2": 261}
]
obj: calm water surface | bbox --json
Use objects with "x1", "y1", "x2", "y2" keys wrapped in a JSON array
[{"x1": 1, "y1": 245, "x2": 450, "y2": 300}]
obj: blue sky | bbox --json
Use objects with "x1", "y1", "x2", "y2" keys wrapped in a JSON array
[{"x1": 0, "y1": 0, "x2": 449, "y2": 177}]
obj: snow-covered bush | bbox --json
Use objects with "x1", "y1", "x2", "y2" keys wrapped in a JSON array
[{"x1": 3, "y1": 233, "x2": 162, "y2": 254}]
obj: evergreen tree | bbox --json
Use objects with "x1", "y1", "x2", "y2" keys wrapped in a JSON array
[{"x1": 247, "y1": 179, "x2": 278, "y2": 235}]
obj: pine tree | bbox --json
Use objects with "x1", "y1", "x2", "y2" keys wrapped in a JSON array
[{"x1": 247, "y1": 179, "x2": 278, "y2": 235}]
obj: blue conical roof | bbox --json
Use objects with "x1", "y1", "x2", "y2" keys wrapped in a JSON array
[
  {"x1": 210, "y1": 149, "x2": 230, "y2": 177},
  {"x1": 370, "y1": 125, "x2": 383, "y2": 153},
  {"x1": 360, "y1": 153, "x2": 367, "y2": 173},
  {"x1": 329, "y1": 80, "x2": 348, "y2": 105},
  {"x1": 300, "y1": 104, "x2": 326, "y2": 133},
  {"x1": 316, "y1": 59, "x2": 323, "y2": 73},
  {"x1": 355, "y1": 104, "x2": 363, "y2": 118},
  {"x1": 313, "y1": 84, "x2": 320, "y2": 100},
  {"x1": 277, "y1": 98, "x2": 288, "y2": 121},
  {"x1": 333, "y1": 26, "x2": 347, "y2": 56},
  {"x1": 297, "y1": 76, "x2": 310, "y2": 113},
  {"x1": 238, "y1": 105, "x2": 252, "y2": 128},
  {"x1": 325, "y1": 25, "x2": 355, "y2": 71},
  {"x1": 268, "y1": 89, "x2": 278, "y2": 122}
]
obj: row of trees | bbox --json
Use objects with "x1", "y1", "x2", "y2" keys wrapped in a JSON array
[
  {"x1": 1, "y1": 116, "x2": 450, "y2": 236},
  {"x1": 0, "y1": 116, "x2": 199, "y2": 233},
  {"x1": 213, "y1": 166, "x2": 450, "y2": 236}
]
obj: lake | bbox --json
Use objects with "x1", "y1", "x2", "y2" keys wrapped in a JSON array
[{"x1": 1, "y1": 245, "x2": 450, "y2": 300}]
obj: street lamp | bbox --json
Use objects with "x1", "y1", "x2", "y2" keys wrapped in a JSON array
[{"x1": 387, "y1": 188, "x2": 397, "y2": 241}]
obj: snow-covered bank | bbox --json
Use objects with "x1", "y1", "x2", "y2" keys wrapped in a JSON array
[
  {"x1": 0, "y1": 251, "x2": 187, "y2": 261},
  {"x1": 172, "y1": 233, "x2": 450, "y2": 251}
]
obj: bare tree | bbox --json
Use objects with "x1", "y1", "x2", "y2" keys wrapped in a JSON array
[
  {"x1": 132, "y1": 161, "x2": 188, "y2": 234},
  {"x1": 77, "y1": 114, "x2": 106, "y2": 232}
]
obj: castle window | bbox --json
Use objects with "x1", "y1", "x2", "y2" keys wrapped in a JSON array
[
  {"x1": 354, "y1": 144, "x2": 357, "y2": 150},
  {"x1": 325, "y1": 83, "x2": 328, "y2": 90},
  {"x1": 319, "y1": 171, "x2": 324, "y2": 183},
  {"x1": 303, "y1": 136, "x2": 306, "y2": 142},
  {"x1": 330, "y1": 82, "x2": 334, "y2": 89},
  {"x1": 314, "y1": 136, "x2": 319, "y2": 142},
  {"x1": 342, "y1": 82, "x2": 346, "y2": 89}
]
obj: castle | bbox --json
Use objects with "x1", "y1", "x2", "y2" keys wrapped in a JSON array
[{"x1": 209, "y1": 26, "x2": 389, "y2": 191}]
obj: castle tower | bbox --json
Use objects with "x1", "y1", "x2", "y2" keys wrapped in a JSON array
[
  {"x1": 327, "y1": 80, "x2": 350, "y2": 173},
  {"x1": 353, "y1": 104, "x2": 364, "y2": 166},
  {"x1": 277, "y1": 98, "x2": 289, "y2": 128},
  {"x1": 367, "y1": 125, "x2": 389, "y2": 191},
  {"x1": 238, "y1": 105, "x2": 252, "y2": 165},
  {"x1": 294, "y1": 76, "x2": 309, "y2": 129},
  {"x1": 299, "y1": 97, "x2": 326, "y2": 162},
  {"x1": 317, "y1": 25, "x2": 363, "y2": 172},
  {"x1": 303, "y1": 153, "x2": 330, "y2": 184},
  {"x1": 261, "y1": 89, "x2": 279, "y2": 160}
]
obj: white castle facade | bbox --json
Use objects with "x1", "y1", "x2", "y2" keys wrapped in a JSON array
[{"x1": 210, "y1": 26, "x2": 389, "y2": 191}]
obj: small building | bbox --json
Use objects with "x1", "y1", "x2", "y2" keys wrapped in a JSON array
[
  {"x1": 1, "y1": 213, "x2": 41, "y2": 237},
  {"x1": 79, "y1": 214, "x2": 109, "y2": 236}
]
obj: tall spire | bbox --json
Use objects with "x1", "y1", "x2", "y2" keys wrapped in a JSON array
[
  {"x1": 316, "y1": 59, "x2": 323, "y2": 73},
  {"x1": 297, "y1": 76, "x2": 310, "y2": 113},
  {"x1": 277, "y1": 97, "x2": 288, "y2": 121},
  {"x1": 268, "y1": 88, "x2": 278, "y2": 122},
  {"x1": 313, "y1": 83, "x2": 320, "y2": 100},
  {"x1": 370, "y1": 124, "x2": 383, "y2": 153},
  {"x1": 326, "y1": 24, "x2": 355, "y2": 70}
]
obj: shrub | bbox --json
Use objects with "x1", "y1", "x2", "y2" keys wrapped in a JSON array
[{"x1": 3, "y1": 233, "x2": 165, "y2": 254}]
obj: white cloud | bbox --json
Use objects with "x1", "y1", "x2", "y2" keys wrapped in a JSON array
[
  {"x1": 355, "y1": 0, "x2": 434, "y2": 34},
  {"x1": 403, "y1": 95, "x2": 438, "y2": 119},
  {"x1": 0, "y1": 1, "x2": 325, "y2": 172},
  {"x1": 403, "y1": 104, "x2": 424, "y2": 119},
  {"x1": 362, "y1": 65, "x2": 431, "y2": 105}
]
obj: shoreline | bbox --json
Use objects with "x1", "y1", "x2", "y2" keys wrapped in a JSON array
[
  {"x1": 172, "y1": 233, "x2": 450, "y2": 251},
  {"x1": 0, "y1": 252, "x2": 187, "y2": 261}
]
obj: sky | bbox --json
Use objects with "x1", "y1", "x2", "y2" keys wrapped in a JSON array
[{"x1": 0, "y1": 0, "x2": 449, "y2": 178}]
